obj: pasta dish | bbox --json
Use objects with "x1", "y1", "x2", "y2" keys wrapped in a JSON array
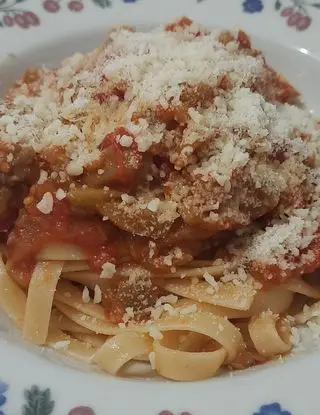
[{"x1": 0, "y1": 17, "x2": 320, "y2": 381}]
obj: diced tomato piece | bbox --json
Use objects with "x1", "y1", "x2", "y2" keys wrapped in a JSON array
[
  {"x1": 99, "y1": 127, "x2": 143, "y2": 185},
  {"x1": 237, "y1": 30, "x2": 251, "y2": 49}
]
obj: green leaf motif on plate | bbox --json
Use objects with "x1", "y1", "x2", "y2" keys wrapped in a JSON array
[
  {"x1": 23, "y1": 386, "x2": 55, "y2": 415},
  {"x1": 275, "y1": 0, "x2": 282, "y2": 11},
  {"x1": 92, "y1": 0, "x2": 112, "y2": 8}
]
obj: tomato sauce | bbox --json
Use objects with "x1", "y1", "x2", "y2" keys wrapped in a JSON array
[
  {"x1": 7, "y1": 181, "x2": 116, "y2": 286},
  {"x1": 248, "y1": 231, "x2": 320, "y2": 285}
]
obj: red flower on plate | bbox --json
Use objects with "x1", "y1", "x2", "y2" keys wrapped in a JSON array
[
  {"x1": 43, "y1": 0, "x2": 61, "y2": 13},
  {"x1": 158, "y1": 412, "x2": 193, "y2": 415},
  {"x1": 23, "y1": 11, "x2": 40, "y2": 26},
  {"x1": 68, "y1": 1, "x2": 84, "y2": 12},
  {"x1": 276, "y1": 0, "x2": 317, "y2": 31},
  {"x1": 13, "y1": 13, "x2": 29, "y2": 28},
  {"x1": 2, "y1": 15, "x2": 14, "y2": 27},
  {"x1": 68, "y1": 407, "x2": 96, "y2": 415}
]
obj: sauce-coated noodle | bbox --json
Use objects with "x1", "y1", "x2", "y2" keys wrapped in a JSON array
[{"x1": 0, "y1": 19, "x2": 320, "y2": 381}]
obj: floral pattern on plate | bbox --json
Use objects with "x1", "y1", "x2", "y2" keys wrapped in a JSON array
[
  {"x1": 0, "y1": 0, "x2": 40, "y2": 29},
  {"x1": 0, "y1": 0, "x2": 319, "y2": 32},
  {"x1": 0, "y1": 0, "x2": 140, "y2": 28},
  {"x1": 0, "y1": 380, "x2": 294, "y2": 415},
  {"x1": 253, "y1": 403, "x2": 292, "y2": 415},
  {"x1": 242, "y1": 0, "x2": 320, "y2": 31},
  {"x1": 42, "y1": 0, "x2": 85, "y2": 13},
  {"x1": 0, "y1": 0, "x2": 319, "y2": 413},
  {"x1": 0, "y1": 382, "x2": 8, "y2": 415}
]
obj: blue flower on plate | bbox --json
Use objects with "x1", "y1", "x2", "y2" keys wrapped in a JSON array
[
  {"x1": 242, "y1": 0, "x2": 264, "y2": 13},
  {"x1": 253, "y1": 403, "x2": 292, "y2": 415},
  {"x1": 0, "y1": 382, "x2": 8, "y2": 415}
]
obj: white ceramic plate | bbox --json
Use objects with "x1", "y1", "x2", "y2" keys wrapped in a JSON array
[{"x1": 1, "y1": 0, "x2": 320, "y2": 414}]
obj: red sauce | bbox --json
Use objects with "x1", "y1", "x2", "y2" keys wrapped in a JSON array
[
  {"x1": 102, "y1": 279, "x2": 165, "y2": 324},
  {"x1": 249, "y1": 231, "x2": 320, "y2": 285},
  {"x1": 0, "y1": 208, "x2": 19, "y2": 233},
  {"x1": 248, "y1": 261, "x2": 296, "y2": 285},
  {"x1": 237, "y1": 30, "x2": 251, "y2": 49},
  {"x1": 7, "y1": 181, "x2": 115, "y2": 286},
  {"x1": 99, "y1": 128, "x2": 142, "y2": 181}
]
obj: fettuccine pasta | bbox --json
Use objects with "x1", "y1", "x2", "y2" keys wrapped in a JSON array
[{"x1": 0, "y1": 18, "x2": 320, "y2": 381}]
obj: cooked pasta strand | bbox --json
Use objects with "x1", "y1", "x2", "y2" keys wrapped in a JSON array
[
  {"x1": 248, "y1": 314, "x2": 292, "y2": 357},
  {"x1": 0, "y1": 257, "x2": 26, "y2": 329},
  {"x1": 160, "y1": 279, "x2": 257, "y2": 310},
  {"x1": 94, "y1": 333, "x2": 152, "y2": 375},
  {"x1": 37, "y1": 245, "x2": 87, "y2": 261},
  {"x1": 284, "y1": 278, "x2": 320, "y2": 299},
  {"x1": 153, "y1": 341, "x2": 227, "y2": 381},
  {"x1": 23, "y1": 261, "x2": 64, "y2": 345}
]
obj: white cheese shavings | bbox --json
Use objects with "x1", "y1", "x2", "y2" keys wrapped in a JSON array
[
  {"x1": 163, "y1": 303, "x2": 178, "y2": 316},
  {"x1": 82, "y1": 286, "x2": 90, "y2": 304},
  {"x1": 121, "y1": 194, "x2": 136, "y2": 204},
  {"x1": 194, "y1": 138, "x2": 249, "y2": 186},
  {"x1": 56, "y1": 188, "x2": 67, "y2": 200},
  {"x1": 52, "y1": 340, "x2": 70, "y2": 350},
  {"x1": 245, "y1": 206, "x2": 320, "y2": 269},
  {"x1": 149, "y1": 326, "x2": 163, "y2": 340},
  {"x1": 100, "y1": 262, "x2": 116, "y2": 279},
  {"x1": 146, "y1": 198, "x2": 161, "y2": 213},
  {"x1": 203, "y1": 271, "x2": 219, "y2": 291},
  {"x1": 179, "y1": 304, "x2": 198, "y2": 315},
  {"x1": 148, "y1": 351, "x2": 156, "y2": 369},
  {"x1": 93, "y1": 285, "x2": 102, "y2": 304},
  {"x1": 66, "y1": 161, "x2": 84, "y2": 177},
  {"x1": 38, "y1": 170, "x2": 48, "y2": 184},
  {"x1": 155, "y1": 294, "x2": 178, "y2": 308},
  {"x1": 119, "y1": 135, "x2": 133, "y2": 147},
  {"x1": 102, "y1": 29, "x2": 264, "y2": 106},
  {"x1": 36, "y1": 192, "x2": 54, "y2": 214}
]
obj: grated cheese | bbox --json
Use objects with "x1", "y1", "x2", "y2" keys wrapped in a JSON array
[
  {"x1": 245, "y1": 206, "x2": 320, "y2": 269},
  {"x1": 146, "y1": 198, "x2": 161, "y2": 213},
  {"x1": 149, "y1": 326, "x2": 163, "y2": 340},
  {"x1": 100, "y1": 262, "x2": 116, "y2": 279},
  {"x1": 119, "y1": 134, "x2": 133, "y2": 147},
  {"x1": 203, "y1": 271, "x2": 219, "y2": 291},
  {"x1": 93, "y1": 285, "x2": 102, "y2": 304},
  {"x1": 36, "y1": 192, "x2": 54, "y2": 214},
  {"x1": 148, "y1": 351, "x2": 156, "y2": 369},
  {"x1": 155, "y1": 294, "x2": 178, "y2": 308},
  {"x1": 52, "y1": 340, "x2": 70, "y2": 350},
  {"x1": 38, "y1": 170, "x2": 48, "y2": 184},
  {"x1": 122, "y1": 307, "x2": 135, "y2": 324},
  {"x1": 56, "y1": 188, "x2": 67, "y2": 200},
  {"x1": 82, "y1": 286, "x2": 90, "y2": 304},
  {"x1": 194, "y1": 138, "x2": 249, "y2": 186},
  {"x1": 102, "y1": 29, "x2": 264, "y2": 106},
  {"x1": 121, "y1": 194, "x2": 136, "y2": 204},
  {"x1": 163, "y1": 303, "x2": 178, "y2": 316},
  {"x1": 148, "y1": 241, "x2": 156, "y2": 259},
  {"x1": 1, "y1": 21, "x2": 316, "y2": 188},
  {"x1": 66, "y1": 161, "x2": 84, "y2": 177},
  {"x1": 179, "y1": 304, "x2": 198, "y2": 315},
  {"x1": 51, "y1": 172, "x2": 58, "y2": 179}
]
